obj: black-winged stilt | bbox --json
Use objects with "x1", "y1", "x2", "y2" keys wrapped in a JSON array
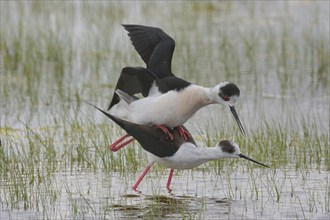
[
  {"x1": 108, "y1": 24, "x2": 245, "y2": 150},
  {"x1": 92, "y1": 105, "x2": 269, "y2": 193}
]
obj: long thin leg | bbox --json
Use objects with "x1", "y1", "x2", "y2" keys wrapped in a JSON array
[
  {"x1": 132, "y1": 163, "x2": 153, "y2": 193},
  {"x1": 109, "y1": 133, "x2": 134, "y2": 152},
  {"x1": 166, "y1": 169, "x2": 174, "y2": 193},
  {"x1": 154, "y1": 125, "x2": 174, "y2": 140},
  {"x1": 175, "y1": 125, "x2": 190, "y2": 141}
]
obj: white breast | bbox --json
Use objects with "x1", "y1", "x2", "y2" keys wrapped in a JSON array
[{"x1": 128, "y1": 85, "x2": 209, "y2": 127}]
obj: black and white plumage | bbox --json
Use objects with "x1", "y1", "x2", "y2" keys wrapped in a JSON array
[
  {"x1": 91, "y1": 104, "x2": 269, "y2": 192},
  {"x1": 108, "y1": 24, "x2": 245, "y2": 135}
]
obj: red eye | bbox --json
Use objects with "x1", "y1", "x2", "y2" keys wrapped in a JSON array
[{"x1": 223, "y1": 96, "x2": 230, "y2": 101}]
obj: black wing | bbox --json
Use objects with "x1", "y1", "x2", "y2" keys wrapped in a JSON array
[
  {"x1": 123, "y1": 24, "x2": 175, "y2": 78},
  {"x1": 107, "y1": 67, "x2": 157, "y2": 110},
  {"x1": 88, "y1": 103, "x2": 196, "y2": 157},
  {"x1": 156, "y1": 76, "x2": 191, "y2": 94}
]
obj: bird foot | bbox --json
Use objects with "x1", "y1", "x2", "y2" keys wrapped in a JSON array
[
  {"x1": 132, "y1": 187, "x2": 142, "y2": 194},
  {"x1": 109, "y1": 133, "x2": 134, "y2": 152},
  {"x1": 154, "y1": 125, "x2": 174, "y2": 140},
  {"x1": 166, "y1": 187, "x2": 172, "y2": 193},
  {"x1": 175, "y1": 125, "x2": 190, "y2": 141}
]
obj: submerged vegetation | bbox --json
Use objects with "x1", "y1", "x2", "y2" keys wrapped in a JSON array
[{"x1": 1, "y1": 1, "x2": 329, "y2": 219}]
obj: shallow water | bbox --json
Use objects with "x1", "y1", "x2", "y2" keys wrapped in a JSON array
[
  {"x1": 1, "y1": 167, "x2": 328, "y2": 219},
  {"x1": 1, "y1": 1, "x2": 329, "y2": 220}
]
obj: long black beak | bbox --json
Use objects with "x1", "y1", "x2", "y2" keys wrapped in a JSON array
[
  {"x1": 239, "y1": 154, "x2": 270, "y2": 168},
  {"x1": 229, "y1": 106, "x2": 245, "y2": 135}
]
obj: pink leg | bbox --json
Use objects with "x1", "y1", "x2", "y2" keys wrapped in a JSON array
[
  {"x1": 154, "y1": 125, "x2": 174, "y2": 140},
  {"x1": 109, "y1": 133, "x2": 134, "y2": 152},
  {"x1": 176, "y1": 125, "x2": 190, "y2": 141},
  {"x1": 166, "y1": 169, "x2": 174, "y2": 193},
  {"x1": 132, "y1": 163, "x2": 153, "y2": 193}
]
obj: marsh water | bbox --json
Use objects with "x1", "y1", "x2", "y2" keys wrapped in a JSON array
[{"x1": 1, "y1": 1, "x2": 329, "y2": 219}]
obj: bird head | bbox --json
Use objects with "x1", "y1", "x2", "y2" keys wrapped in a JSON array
[
  {"x1": 210, "y1": 82, "x2": 245, "y2": 135},
  {"x1": 218, "y1": 140, "x2": 269, "y2": 168}
]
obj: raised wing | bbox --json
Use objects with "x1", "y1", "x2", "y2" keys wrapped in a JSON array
[
  {"x1": 107, "y1": 67, "x2": 157, "y2": 110},
  {"x1": 123, "y1": 24, "x2": 175, "y2": 78}
]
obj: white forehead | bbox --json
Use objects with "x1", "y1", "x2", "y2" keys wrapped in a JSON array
[
  {"x1": 230, "y1": 95, "x2": 239, "y2": 102},
  {"x1": 228, "y1": 95, "x2": 239, "y2": 106},
  {"x1": 231, "y1": 142, "x2": 241, "y2": 154}
]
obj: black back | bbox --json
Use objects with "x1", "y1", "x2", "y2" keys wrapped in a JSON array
[
  {"x1": 92, "y1": 104, "x2": 196, "y2": 157},
  {"x1": 123, "y1": 24, "x2": 175, "y2": 78},
  {"x1": 156, "y1": 76, "x2": 191, "y2": 93},
  {"x1": 108, "y1": 69, "x2": 191, "y2": 110}
]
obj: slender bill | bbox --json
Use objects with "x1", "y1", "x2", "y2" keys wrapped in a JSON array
[
  {"x1": 239, "y1": 154, "x2": 270, "y2": 168},
  {"x1": 229, "y1": 106, "x2": 245, "y2": 135}
]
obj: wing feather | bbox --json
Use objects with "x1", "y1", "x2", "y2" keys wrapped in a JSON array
[
  {"x1": 107, "y1": 67, "x2": 157, "y2": 110},
  {"x1": 123, "y1": 24, "x2": 175, "y2": 78}
]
